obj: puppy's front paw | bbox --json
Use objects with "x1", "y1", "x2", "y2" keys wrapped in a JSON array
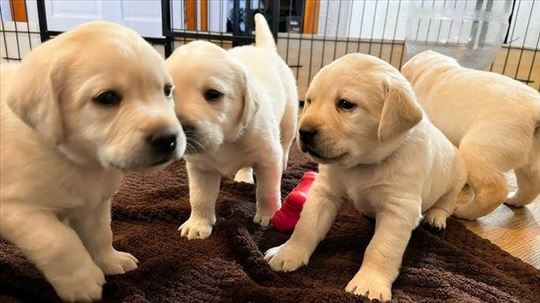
[
  {"x1": 423, "y1": 208, "x2": 449, "y2": 229},
  {"x1": 264, "y1": 243, "x2": 310, "y2": 272},
  {"x1": 50, "y1": 260, "x2": 105, "y2": 302},
  {"x1": 95, "y1": 250, "x2": 139, "y2": 275},
  {"x1": 178, "y1": 217, "x2": 214, "y2": 239},
  {"x1": 345, "y1": 268, "x2": 392, "y2": 302}
]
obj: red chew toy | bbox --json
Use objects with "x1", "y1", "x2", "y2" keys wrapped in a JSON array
[{"x1": 272, "y1": 171, "x2": 318, "y2": 232}]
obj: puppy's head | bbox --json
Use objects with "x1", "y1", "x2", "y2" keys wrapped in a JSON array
[
  {"x1": 166, "y1": 41, "x2": 258, "y2": 154},
  {"x1": 6, "y1": 22, "x2": 185, "y2": 171},
  {"x1": 401, "y1": 50, "x2": 459, "y2": 85},
  {"x1": 299, "y1": 54, "x2": 423, "y2": 167}
]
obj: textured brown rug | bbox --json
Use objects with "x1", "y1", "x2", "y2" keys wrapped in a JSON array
[{"x1": 1, "y1": 146, "x2": 539, "y2": 303}]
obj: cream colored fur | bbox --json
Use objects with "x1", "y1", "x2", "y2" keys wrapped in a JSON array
[
  {"x1": 0, "y1": 22, "x2": 185, "y2": 302},
  {"x1": 264, "y1": 54, "x2": 466, "y2": 302},
  {"x1": 402, "y1": 50, "x2": 540, "y2": 220},
  {"x1": 166, "y1": 14, "x2": 298, "y2": 239}
]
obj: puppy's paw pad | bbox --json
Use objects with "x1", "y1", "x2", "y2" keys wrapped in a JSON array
[
  {"x1": 96, "y1": 250, "x2": 139, "y2": 275},
  {"x1": 346, "y1": 272, "x2": 392, "y2": 302},
  {"x1": 264, "y1": 244, "x2": 309, "y2": 272},
  {"x1": 178, "y1": 218, "x2": 213, "y2": 240},
  {"x1": 423, "y1": 208, "x2": 448, "y2": 229},
  {"x1": 253, "y1": 213, "x2": 273, "y2": 227},
  {"x1": 51, "y1": 261, "x2": 105, "y2": 302}
]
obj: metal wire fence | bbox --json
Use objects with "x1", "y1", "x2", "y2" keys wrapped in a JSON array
[{"x1": 1, "y1": 0, "x2": 539, "y2": 97}]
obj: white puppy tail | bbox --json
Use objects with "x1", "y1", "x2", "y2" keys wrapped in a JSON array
[{"x1": 254, "y1": 13, "x2": 276, "y2": 51}]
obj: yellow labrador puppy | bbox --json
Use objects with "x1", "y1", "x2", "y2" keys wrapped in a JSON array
[
  {"x1": 0, "y1": 22, "x2": 185, "y2": 302},
  {"x1": 402, "y1": 50, "x2": 540, "y2": 219},
  {"x1": 166, "y1": 14, "x2": 298, "y2": 239},
  {"x1": 264, "y1": 54, "x2": 466, "y2": 302}
]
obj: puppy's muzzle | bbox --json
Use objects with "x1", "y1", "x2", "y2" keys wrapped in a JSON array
[
  {"x1": 299, "y1": 127, "x2": 318, "y2": 146},
  {"x1": 298, "y1": 127, "x2": 323, "y2": 157},
  {"x1": 146, "y1": 130, "x2": 178, "y2": 164},
  {"x1": 180, "y1": 121, "x2": 205, "y2": 154}
]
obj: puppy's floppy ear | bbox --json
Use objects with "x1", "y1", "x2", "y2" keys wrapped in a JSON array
[
  {"x1": 239, "y1": 69, "x2": 260, "y2": 129},
  {"x1": 377, "y1": 76, "x2": 423, "y2": 141},
  {"x1": 6, "y1": 57, "x2": 67, "y2": 145}
]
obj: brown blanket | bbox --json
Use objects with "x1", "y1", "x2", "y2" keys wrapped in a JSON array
[{"x1": 1, "y1": 146, "x2": 539, "y2": 303}]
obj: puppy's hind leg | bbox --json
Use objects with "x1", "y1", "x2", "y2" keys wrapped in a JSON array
[
  {"x1": 424, "y1": 190, "x2": 458, "y2": 229},
  {"x1": 234, "y1": 167, "x2": 254, "y2": 184},
  {"x1": 279, "y1": 98, "x2": 298, "y2": 171},
  {"x1": 425, "y1": 151, "x2": 467, "y2": 229},
  {"x1": 454, "y1": 141, "x2": 508, "y2": 220},
  {"x1": 253, "y1": 148, "x2": 283, "y2": 226},
  {"x1": 505, "y1": 164, "x2": 540, "y2": 207}
]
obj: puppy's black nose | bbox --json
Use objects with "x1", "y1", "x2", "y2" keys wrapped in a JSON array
[
  {"x1": 148, "y1": 132, "x2": 177, "y2": 154},
  {"x1": 299, "y1": 128, "x2": 317, "y2": 144}
]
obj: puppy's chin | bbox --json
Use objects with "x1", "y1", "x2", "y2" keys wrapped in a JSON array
[
  {"x1": 105, "y1": 154, "x2": 175, "y2": 172},
  {"x1": 101, "y1": 145, "x2": 185, "y2": 171},
  {"x1": 299, "y1": 142, "x2": 348, "y2": 165}
]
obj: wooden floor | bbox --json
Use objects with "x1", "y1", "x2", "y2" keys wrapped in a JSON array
[{"x1": 461, "y1": 173, "x2": 540, "y2": 269}]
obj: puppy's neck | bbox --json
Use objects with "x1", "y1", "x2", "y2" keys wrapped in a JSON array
[
  {"x1": 353, "y1": 131, "x2": 411, "y2": 168},
  {"x1": 58, "y1": 144, "x2": 109, "y2": 172}
]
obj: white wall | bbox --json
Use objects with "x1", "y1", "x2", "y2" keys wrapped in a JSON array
[
  {"x1": 0, "y1": 0, "x2": 38, "y2": 22},
  {"x1": 0, "y1": 0, "x2": 12, "y2": 21},
  {"x1": 317, "y1": 0, "x2": 353, "y2": 37},
  {"x1": 207, "y1": 0, "x2": 228, "y2": 32}
]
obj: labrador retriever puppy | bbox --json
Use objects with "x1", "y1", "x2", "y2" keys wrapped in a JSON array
[
  {"x1": 166, "y1": 14, "x2": 298, "y2": 239},
  {"x1": 0, "y1": 22, "x2": 185, "y2": 302},
  {"x1": 264, "y1": 54, "x2": 467, "y2": 302},
  {"x1": 402, "y1": 50, "x2": 540, "y2": 220}
]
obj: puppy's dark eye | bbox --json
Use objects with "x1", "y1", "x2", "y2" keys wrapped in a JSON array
[
  {"x1": 337, "y1": 99, "x2": 356, "y2": 111},
  {"x1": 164, "y1": 84, "x2": 173, "y2": 97},
  {"x1": 94, "y1": 91, "x2": 121, "y2": 106},
  {"x1": 204, "y1": 89, "x2": 223, "y2": 102}
]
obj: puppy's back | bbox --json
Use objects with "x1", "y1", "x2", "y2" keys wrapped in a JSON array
[
  {"x1": 0, "y1": 63, "x2": 19, "y2": 103},
  {"x1": 228, "y1": 13, "x2": 297, "y2": 122}
]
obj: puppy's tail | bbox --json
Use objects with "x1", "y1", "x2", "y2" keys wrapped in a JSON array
[{"x1": 254, "y1": 13, "x2": 276, "y2": 51}]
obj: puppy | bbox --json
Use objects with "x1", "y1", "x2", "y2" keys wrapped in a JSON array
[
  {"x1": 0, "y1": 22, "x2": 185, "y2": 302},
  {"x1": 166, "y1": 14, "x2": 298, "y2": 239},
  {"x1": 264, "y1": 54, "x2": 467, "y2": 301},
  {"x1": 402, "y1": 50, "x2": 540, "y2": 219}
]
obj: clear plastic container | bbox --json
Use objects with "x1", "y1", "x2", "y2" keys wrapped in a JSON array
[{"x1": 405, "y1": 1, "x2": 513, "y2": 69}]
